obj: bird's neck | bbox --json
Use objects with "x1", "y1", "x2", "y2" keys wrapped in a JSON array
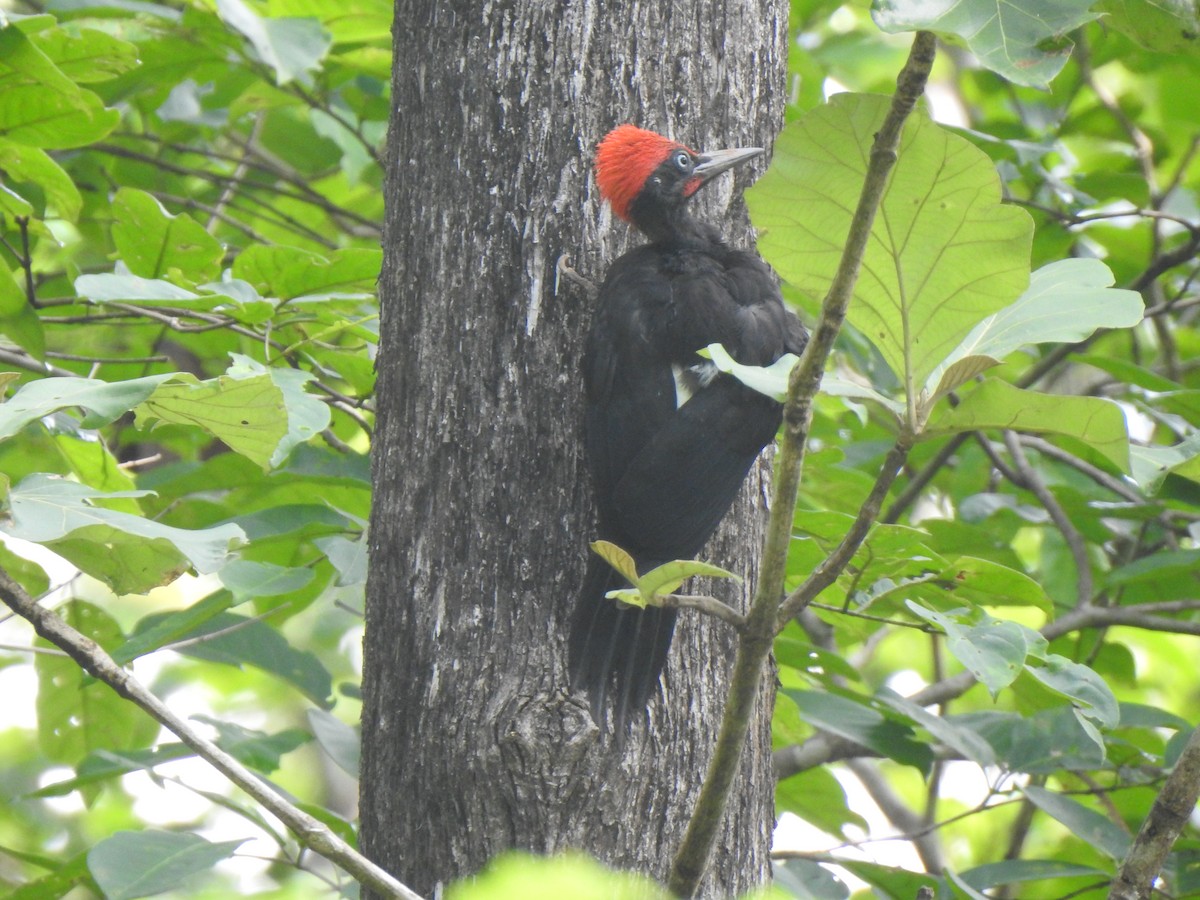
[{"x1": 631, "y1": 203, "x2": 722, "y2": 248}]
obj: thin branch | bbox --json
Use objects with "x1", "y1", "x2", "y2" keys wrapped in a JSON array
[
  {"x1": 0, "y1": 566, "x2": 423, "y2": 900},
  {"x1": 1003, "y1": 430, "x2": 1093, "y2": 607},
  {"x1": 845, "y1": 757, "x2": 945, "y2": 874},
  {"x1": 657, "y1": 593, "x2": 748, "y2": 630},
  {"x1": 1110, "y1": 724, "x2": 1200, "y2": 899},
  {"x1": 777, "y1": 436, "x2": 914, "y2": 628},
  {"x1": 667, "y1": 31, "x2": 938, "y2": 898}
]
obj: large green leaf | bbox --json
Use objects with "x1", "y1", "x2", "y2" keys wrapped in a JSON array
[
  {"x1": 0, "y1": 83, "x2": 118, "y2": 149},
  {"x1": 134, "y1": 372, "x2": 288, "y2": 470},
  {"x1": 0, "y1": 374, "x2": 175, "y2": 441},
  {"x1": 227, "y1": 353, "x2": 331, "y2": 465},
  {"x1": 872, "y1": 0, "x2": 1102, "y2": 88},
  {"x1": 143, "y1": 610, "x2": 333, "y2": 706},
  {"x1": 927, "y1": 258, "x2": 1144, "y2": 400},
  {"x1": 111, "y1": 188, "x2": 224, "y2": 281},
  {"x1": 88, "y1": 831, "x2": 245, "y2": 900},
  {"x1": 2, "y1": 474, "x2": 245, "y2": 592},
  {"x1": 749, "y1": 93, "x2": 1032, "y2": 409},
  {"x1": 926, "y1": 379, "x2": 1131, "y2": 472}
]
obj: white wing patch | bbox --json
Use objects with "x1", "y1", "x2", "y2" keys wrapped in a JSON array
[{"x1": 671, "y1": 361, "x2": 719, "y2": 408}]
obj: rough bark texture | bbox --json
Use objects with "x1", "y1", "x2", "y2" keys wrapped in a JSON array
[{"x1": 362, "y1": 1, "x2": 788, "y2": 896}]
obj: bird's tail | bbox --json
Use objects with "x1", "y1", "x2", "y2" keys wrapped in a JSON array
[{"x1": 568, "y1": 554, "x2": 677, "y2": 730}]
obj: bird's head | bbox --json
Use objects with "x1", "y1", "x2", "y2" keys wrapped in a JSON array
[{"x1": 594, "y1": 125, "x2": 763, "y2": 236}]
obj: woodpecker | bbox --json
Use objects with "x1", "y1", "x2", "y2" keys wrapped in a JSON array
[{"x1": 569, "y1": 125, "x2": 808, "y2": 727}]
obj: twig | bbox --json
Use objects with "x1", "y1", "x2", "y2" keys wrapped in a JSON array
[
  {"x1": 657, "y1": 594, "x2": 747, "y2": 631},
  {"x1": 1110, "y1": 724, "x2": 1200, "y2": 899},
  {"x1": 845, "y1": 757, "x2": 944, "y2": 874},
  {"x1": 777, "y1": 436, "x2": 914, "y2": 628},
  {"x1": 0, "y1": 566, "x2": 423, "y2": 900},
  {"x1": 667, "y1": 31, "x2": 938, "y2": 898},
  {"x1": 1003, "y1": 431, "x2": 1093, "y2": 606}
]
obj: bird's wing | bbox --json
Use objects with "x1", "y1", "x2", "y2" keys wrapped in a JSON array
[{"x1": 606, "y1": 376, "x2": 780, "y2": 560}]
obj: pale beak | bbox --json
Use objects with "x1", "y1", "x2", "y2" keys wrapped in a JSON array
[{"x1": 692, "y1": 146, "x2": 764, "y2": 183}]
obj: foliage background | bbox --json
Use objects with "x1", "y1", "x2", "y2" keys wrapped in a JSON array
[{"x1": 0, "y1": 0, "x2": 1199, "y2": 898}]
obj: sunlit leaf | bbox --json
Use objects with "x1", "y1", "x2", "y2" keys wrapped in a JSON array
[
  {"x1": 927, "y1": 258, "x2": 1144, "y2": 399},
  {"x1": 111, "y1": 188, "x2": 224, "y2": 281},
  {"x1": 926, "y1": 379, "x2": 1131, "y2": 472},
  {"x1": 134, "y1": 372, "x2": 288, "y2": 470},
  {"x1": 872, "y1": 0, "x2": 1102, "y2": 88},
  {"x1": 308, "y1": 708, "x2": 359, "y2": 777},
  {"x1": 749, "y1": 93, "x2": 1032, "y2": 406}
]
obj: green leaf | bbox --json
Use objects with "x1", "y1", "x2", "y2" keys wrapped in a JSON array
[
  {"x1": 0, "y1": 263, "x2": 44, "y2": 359},
  {"x1": 749, "y1": 93, "x2": 1032, "y2": 407},
  {"x1": 906, "y1": 603, "x2": 1031, "y2": 697},
  {"x1": 1098, "y1": 0, "x2": 1200, "y2": 54},
  {"x1": 232, "y1": 244, "x2": 381, "y2": 299},
  {"x1": 31, "y1": 26, "x2": 140, "y2": 83},
  {"x1": 773, "y1": 859, "x2": 850, "y2": 900},
  {"x1": 0, "y1": 374, "x2": 175, "y2": 440},
  {"x1": 872, "y1": 0, "x2": 1102, "y2": 88},
  {"x1": 774, "y1": 763, "x2": 868, "y2": 838},
  {"x1": 958, "y1": 859, "x2": 1107, "y2": 892},
  {"x1": 35, "y1": 601, "x2": 157, "y2": 765},
  {"x1": 218, "y1": 559, "x2": 314, "y2": 599},
  {"x1": 927, "y1": 259, "x2": 1144, "y2": 399},
  {"x1": 935, "y1": 556, "x2": 1052, "y2": 613},
  {"x1": 0, "y1": 25, "x2": 81, "y2": 96},
  {"x1": 134, "y1": 372, "x2": 288, "y2": 470},
  {"x1": 88, "y1": 830, "x2": 245, "y2": 900},
  {"x1": 114, "y1": 592, "x2": 236, "y2": 665},
  {"x1": 1026, "y1": 654, "x2": 1120, "y2": 728},
  {"x1": 876, "y1": 688, "x2": 997, "y2": 765},
  {"x1": 28, "y1": 746, "x2": 194, "y2": 798},
  {"x1": 152, "y1": 611, "x2": 333, "y2": 707},
  {"x1": 307, "y1": 708, "x2": 360, "y2": 777},
  {"x1": 6, "y1": 850, "x2": 93, "y2": 899},
  {"x1": 191, "y1": 715, "x2": 309, "y2": 773},
  {"x1": 2, "y1": 474, "x2": 245, "y2": 592},
  {"x1": 0, "y1": 138, "x2": 82, "y2": 220},
  {"x1": 1022, "y1": 785, "x2": 1131, "y2": 860},
  {"x1": 0, "y1": 83, "x2": 118, "y2": 149},
  {"x1": 786, "y1": 689, "x2": 934, "y2": 774},
  {"x1": 637, "y1": 558, "x2": 741, "y2": 599},
  {"x1": 926, "y1": 379, "x2": 1131, "y2": 472},
  {"x1": 216, "y1": 0, "x2": 332, "y2": 85},
  {"x1": 227, "y1": 353, "x2": 331, "y2": 464},
  {"x1": 111, "y1": 188, "x2": 224, "y2": 281},
  {"x1": 314, "y1": 533, "x2": 367, "y2": 586}
]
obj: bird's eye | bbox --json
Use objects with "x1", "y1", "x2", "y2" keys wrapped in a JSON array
[{"x1": 674, "y1": 151, "x2": 692, "y2": 170}]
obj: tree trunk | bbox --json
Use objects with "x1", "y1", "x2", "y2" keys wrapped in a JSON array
[{"x1": 362, "y1": 1, "x2": 788, "y2": 896}]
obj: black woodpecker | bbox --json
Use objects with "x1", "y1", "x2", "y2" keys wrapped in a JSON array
[{"x1": 569, "y1": 125, "x2": 809, "y2": 727}]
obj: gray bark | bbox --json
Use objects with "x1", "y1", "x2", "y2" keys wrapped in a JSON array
[{"x1": 362, "y1": 1, "x2": 788, "y2": 896}]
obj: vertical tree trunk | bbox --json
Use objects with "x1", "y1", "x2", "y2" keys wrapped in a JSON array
[{"x1": 362, "y1": 1, "x2": 787, "y2": 896}]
